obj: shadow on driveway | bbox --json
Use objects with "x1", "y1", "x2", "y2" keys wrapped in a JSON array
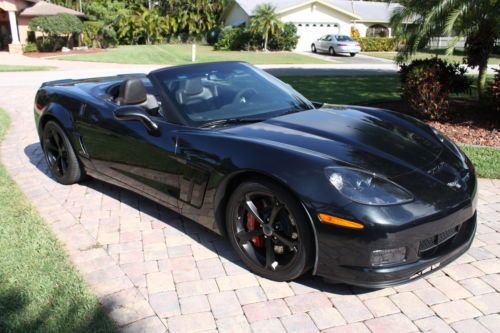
[{"x1": 24, "y1": 142, "x2": 379, "y2": 297}]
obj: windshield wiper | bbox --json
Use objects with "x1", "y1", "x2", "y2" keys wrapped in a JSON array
[
  {"x1": 200, "y1": 117, "x2": 265, "y2": 128},
  {"x1": 278, "y1": 105, "x2": 311, "y2": 117}
]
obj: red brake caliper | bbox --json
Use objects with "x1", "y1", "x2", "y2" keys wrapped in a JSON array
[{"x1": 246, "y1": 212, "x2": 264, "y2": 247}]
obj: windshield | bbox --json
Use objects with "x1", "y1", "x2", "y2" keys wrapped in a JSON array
[
  {"x1": 335, "y1": 35, "x2": 354, "y2": 42},
  {"x1": 151, "y1": 62, "x2": 313, "y2": 127}
]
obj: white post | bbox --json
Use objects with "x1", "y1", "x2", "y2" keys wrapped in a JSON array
[
  {"x1": 192, "y1": 44, "x2": 196, "y2": 62},
  {"x1": 8, "y1": 11, "x2": 20, "y2": 44}
]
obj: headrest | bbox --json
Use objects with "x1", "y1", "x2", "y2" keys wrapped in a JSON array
[
  {"x1": 119, "y1": 79, "x2": 147, "y2": 105},
  {"x1": 182, "y1": 78, "x2": 204, "y2": 96}
]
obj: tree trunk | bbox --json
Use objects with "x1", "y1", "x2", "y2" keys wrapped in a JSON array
[
  {"x1": 477, "y1": 63, "x2": 488, "y2": 99},
  {"x1": 264, "y1": 29, "x2": 269, "y2": 51}
]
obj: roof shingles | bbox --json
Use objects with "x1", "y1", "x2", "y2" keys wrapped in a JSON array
[
  {"x1": 20, "y1": 0, "x2": 85, "y2": 18},
  {"x1": 233, "y1": 0, "x2": 402, "y2": 22}
]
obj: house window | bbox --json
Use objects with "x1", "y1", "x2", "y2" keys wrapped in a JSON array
[{"x1": 367, "y1": 24, "x2": 389, "y2": 37}]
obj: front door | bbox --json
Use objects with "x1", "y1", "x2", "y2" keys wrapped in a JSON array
[{"x1": 0, "y1": 10, "x2": 11, "y2": 50}]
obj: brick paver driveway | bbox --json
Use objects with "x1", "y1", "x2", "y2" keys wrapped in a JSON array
[{"x1": 1, "y1": 71, "x2": 499, "y2": 333}]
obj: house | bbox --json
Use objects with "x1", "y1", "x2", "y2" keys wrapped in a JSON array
[
  {"x1": 0, "y1": 0, "x2": 84, "y2": 53},
  {"x1": 222, "y1": 0, "x2": 402, "y2": 51}
]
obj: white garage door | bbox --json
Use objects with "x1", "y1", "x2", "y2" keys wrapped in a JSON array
[{"x1": 293, "y1": 22, "x2": 340, "y2": 51}]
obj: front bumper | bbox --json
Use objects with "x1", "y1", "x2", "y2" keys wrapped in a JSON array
[{"x1": 312, "y1": 192, "x2": 477, "y2": 288}]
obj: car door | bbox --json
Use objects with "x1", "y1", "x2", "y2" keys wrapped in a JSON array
[
  {"x1": 318, "y1": 35, "x2": 327, "y2": 51},
  {"x1": 327, "y1": 35, "x2": 335, "y2": 51},
  {"x1": 75, "y1": 103, "x2": 184, "y2": 211}
]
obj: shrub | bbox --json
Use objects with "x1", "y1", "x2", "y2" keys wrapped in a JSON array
[
  {"x1": 206, "y1": 27, "x2": 222, "y2": 46},
  {"x1": 29, "y1": 13, "x2": 83, "y2": 36},
  {"x1": 83, "y1": 21, "x2": 103, "y2": 48},
  {"x1": 268, "y1": 22, "x2": 298, "y2": 51},
  {"x1": 83, "y1": 21, "x2": 117, "y2": 48},
  {"x1": 486, "y1": 68, "x2": 500, "y2": 112},
  {"x1": 354, "y1": 37, "x2": 396, "y2": 51},
  {"x1": 400, "y1": 58, "x2": 470, "y2": 120},
  {"x1": 29, "y1": 13, "x2": 83, "y2": 51},
  {"x1": 35, "y1": 36, "x2": 67, "y2": 52},
  {"x1": 23, "y1": 42, "x2": 38, "y2": 53},
  {"x1": 214, "y1": 27, "x2": 255, "y2": 50},
  {"x1": 214, "y1": 24, "x2": 298, "y2": 51}
]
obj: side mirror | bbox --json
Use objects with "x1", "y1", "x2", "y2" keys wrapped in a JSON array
[{"x1": 114, "y1": 106, "x2": 160, "y2": 134}]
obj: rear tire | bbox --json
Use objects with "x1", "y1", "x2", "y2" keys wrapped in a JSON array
[
  {"x1": 225, "y1": 179, "x2": 313, "y2": 281},
  {"x1": 350, "y1": 53, "x2": 356, "y2": 57},
  {"x1": 42, "y1": 121, "x2": 84, "y2": 185},
  {"x1": 329, "y1": 47, "x2": 336, "y2": 56},
  {"x1": 311, "y1": 44, "x2": 317, "y2": 53}
]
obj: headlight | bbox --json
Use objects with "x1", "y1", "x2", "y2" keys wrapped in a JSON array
[{"x1": 325, "y1": 167, "x2": 413, "y2": 205}]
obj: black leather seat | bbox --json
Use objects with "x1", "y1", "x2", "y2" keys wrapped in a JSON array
[{"x1": 116, "y1": 78, "x2": 159, "y2": 114}]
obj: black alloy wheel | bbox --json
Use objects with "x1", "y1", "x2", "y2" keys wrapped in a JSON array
[
  {"x1": 226, "y1": 180, "x2": 313, "y2": 281},
  {"x1": 42, "y1": 121, "x2": 83, "y2": 185}
]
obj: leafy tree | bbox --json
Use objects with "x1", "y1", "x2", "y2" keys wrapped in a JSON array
[
  {"x1": 250, "y1": 3, "x2": 283, "y2": 51},
  {"x1": 137, "y1": 7, "x2": 169, "y2": 44},
  {"x1": 29, "y1": 13, "x2": 83, "y2": 35},
  {"x1": 29, "y1": 13, "x2": 83, "y2": 50},
  {"x1": 390, "y1": 0, "x2": 500, "y2": 98},
  {"x1": 159, "y1": 0, "x2": 223, "y2": 36}
]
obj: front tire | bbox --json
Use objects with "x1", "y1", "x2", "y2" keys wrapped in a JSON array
[
  {"x1": 42, "y1": 121, "x2": 84, "y2": 185},
  {"x1": 350, "y1": 53, "x2": 356, "y2": 57},
  {"x1": 226, "y1": 179, "x2": 313, "y2": 281},
  {"x1": 311, "y1": 44, "x2": 317, "y2": 53}
]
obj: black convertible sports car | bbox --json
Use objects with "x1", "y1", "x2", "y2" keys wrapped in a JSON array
[{"x1": 34, "y1": 61, "x2": 477, "y2": 287}]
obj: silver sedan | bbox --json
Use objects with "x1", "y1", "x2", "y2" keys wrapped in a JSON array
[{"x1": 311, "y1": 34, "x2": 361, "y2": 57}]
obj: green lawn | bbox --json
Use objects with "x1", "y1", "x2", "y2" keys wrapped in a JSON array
[
  {"x1": 280, "y1": 75, "x2": 401, "y2": 105},
  {"x1": 281, "y1": 74, "x2": 492, "y2": 105},
  {"x1": 52, "y1": 44, "x2": 331, "y2": 65},
  {"x1": 460, "y1": 145, "x2": 500, "y2": 179},
  {"x1": 0, "y1": 65, "x2": 55, "y2": 72},
  {"x1": 0, "y1": 109, "x2": 115, "y2": 332},
  {"x1": 363, "y1": 50, "x2": 500, "y2": 65}
]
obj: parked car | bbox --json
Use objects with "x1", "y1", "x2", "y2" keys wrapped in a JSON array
[
  {"x1": 311, "y1": 34, "x2": 361, "y2": 56},
  {"x1": 34, "y1": 61, "x2": 477, "y2": 287}
]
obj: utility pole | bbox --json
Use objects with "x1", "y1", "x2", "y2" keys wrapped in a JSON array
[{"x1": 79, "y1": 0, "x2": 83, "y2": 12}]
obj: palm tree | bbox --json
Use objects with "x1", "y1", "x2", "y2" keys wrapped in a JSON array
[
  {"x1": 390, "y1": 0, "x2": 499, "y2": 97},
  {"x1": 250, "y1": 4, "x2": 283, "y2": 51}
]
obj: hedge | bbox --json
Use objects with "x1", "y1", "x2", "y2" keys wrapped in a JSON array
[{"x1": 355, "y1": 37, "x2": 397, "y2": 52}]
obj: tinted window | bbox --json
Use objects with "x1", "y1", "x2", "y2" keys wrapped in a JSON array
[
  {"x1": 151, "y1": 62, "x2": 312, "y2": 126},
  {"x1": 335, "y1": 35, "x2": 354, "y2": 42}
]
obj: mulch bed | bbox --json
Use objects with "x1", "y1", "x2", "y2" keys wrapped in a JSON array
[
  {"x1": 367, "y1": 99, "x2": 500, "y2": 147},
  {"x1": 24, "y1": 48, "x2": 106, "y2": 58}
]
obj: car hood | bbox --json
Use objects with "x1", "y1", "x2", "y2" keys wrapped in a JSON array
[{"x1": 221, "y1": 106, "x2": 444, "y2": 177}]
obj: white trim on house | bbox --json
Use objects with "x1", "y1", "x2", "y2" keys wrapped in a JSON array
[
  {"x1": 7, "y1": 10, "x2": 19, "y2": 44},
  {"x1": 276, "y1": 0, "x2": 362, "y2": 20}
]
